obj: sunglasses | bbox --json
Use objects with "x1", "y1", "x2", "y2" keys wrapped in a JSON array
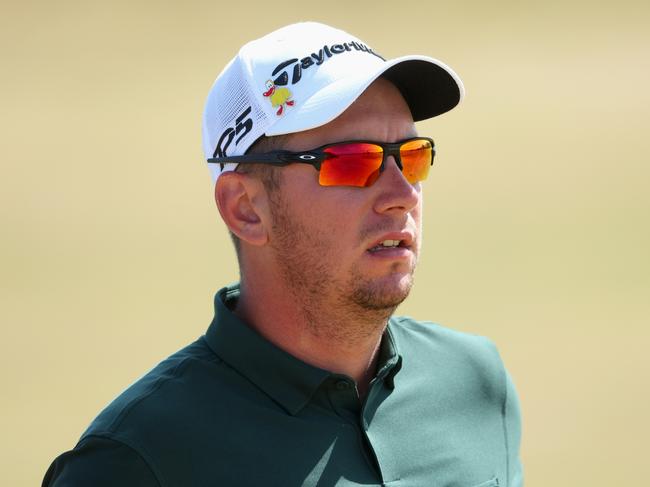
[{"x1": 207, "y1": 137, "x2": 435, "y2": 188}]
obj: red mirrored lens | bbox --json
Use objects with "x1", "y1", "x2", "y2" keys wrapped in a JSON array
[
  {"x1": 400, "y1": 139, "x2": 433, "y2": 183},
  {"x1": 320, "y1": 143, "x2": 383, "y2": 187}
]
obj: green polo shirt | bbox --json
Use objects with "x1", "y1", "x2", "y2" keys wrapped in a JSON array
[{"x1": 43, "y1": 284, "x2": 523, "y2": 487}]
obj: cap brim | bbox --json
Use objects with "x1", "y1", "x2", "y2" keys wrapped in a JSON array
[{"x1": 266, "y1": 55, "x2": 464, "y2": 136}]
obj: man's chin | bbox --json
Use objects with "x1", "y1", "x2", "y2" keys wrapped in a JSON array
[{"x1": 351, "y1": 274, "x2": 414, "y2": 311}]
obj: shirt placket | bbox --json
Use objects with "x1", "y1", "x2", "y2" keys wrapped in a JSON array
[{"x1": 325, "y1": 373, "x2": 400, "y2": 486}]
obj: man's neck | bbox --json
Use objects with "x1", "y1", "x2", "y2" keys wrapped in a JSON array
[{"x1": 233, "y1": 280, "x2": 390, "y2": 397}]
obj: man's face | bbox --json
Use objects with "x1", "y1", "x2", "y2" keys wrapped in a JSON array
[{"x1": 265, "y1": 78, "x2": 422, "y2": 330}]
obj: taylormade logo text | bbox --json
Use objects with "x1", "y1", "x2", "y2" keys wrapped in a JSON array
[{"x1": 270, "y1": 40, "x2": 384, "y2": 86}]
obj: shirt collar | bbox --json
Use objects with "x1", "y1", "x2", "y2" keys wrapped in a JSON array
[{"x1": 203, "y1": 283, "x2": 403, "y2": 414}]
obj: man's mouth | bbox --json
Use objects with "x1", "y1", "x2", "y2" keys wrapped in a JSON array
[{"x1": 368, "y1": 239, "x2": 406, "y2": 253}]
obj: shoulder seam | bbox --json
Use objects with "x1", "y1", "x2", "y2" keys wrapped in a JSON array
[{"x1": 104, "y1": 356, "x2": 194, "y2": 434}]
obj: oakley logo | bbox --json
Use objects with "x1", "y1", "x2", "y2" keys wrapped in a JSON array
[
  {"x1": 269, "y1": 41, "x2": 384, "y2": 87},
  {"x1": 213, "y1": 106, "x2": 253, "y2": 159}
]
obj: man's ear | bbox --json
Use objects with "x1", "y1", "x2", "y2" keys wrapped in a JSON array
[{"x1": 214, "y1": 171, "x2": 269, "y2": 246}]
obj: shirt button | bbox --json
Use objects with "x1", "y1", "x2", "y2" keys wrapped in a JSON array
[{"x1": 335, "y1": 380, "x2": 351, "y2": 391}]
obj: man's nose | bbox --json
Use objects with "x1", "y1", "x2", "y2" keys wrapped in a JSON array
[{"x1": 372, "y1": 156, "x2": 420, "y2": 214}]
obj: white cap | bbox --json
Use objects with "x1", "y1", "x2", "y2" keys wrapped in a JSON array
[{"x1": 202, "y1": 22, "x2": 464, "y2": 182}]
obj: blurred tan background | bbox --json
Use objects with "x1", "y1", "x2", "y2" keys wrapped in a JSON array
[{"x1": 1, "y1": 0, "x2": 649, "y2": 485}]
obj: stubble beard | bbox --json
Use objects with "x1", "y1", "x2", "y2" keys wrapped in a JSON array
[{"x1": 268, "y1": 193, "x2": 416, "y2": 344}]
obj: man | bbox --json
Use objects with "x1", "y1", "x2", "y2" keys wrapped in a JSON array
[{"x1": 43, "y1": 22, "x2": 523, "y2": 487}]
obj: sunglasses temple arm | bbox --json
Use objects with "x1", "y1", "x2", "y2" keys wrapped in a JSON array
[
  {"x1": 207, "y1": 151, "x2": 326, "y2": 171},
  {"x1": 207, "y1": 152, "x2": 293, "y2": 166}
]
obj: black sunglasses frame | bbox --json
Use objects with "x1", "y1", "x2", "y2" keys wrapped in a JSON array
[{"x1": 207, "y1": 137, "x2": 436, "y2": 175}]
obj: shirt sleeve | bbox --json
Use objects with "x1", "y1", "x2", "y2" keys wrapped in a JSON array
[
  {"x1": 504, "y1": 370, "x2": 524, "y2": 487},
  {"x1": 42, "y1": 436, "x2": 160, "y2": 487}
]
